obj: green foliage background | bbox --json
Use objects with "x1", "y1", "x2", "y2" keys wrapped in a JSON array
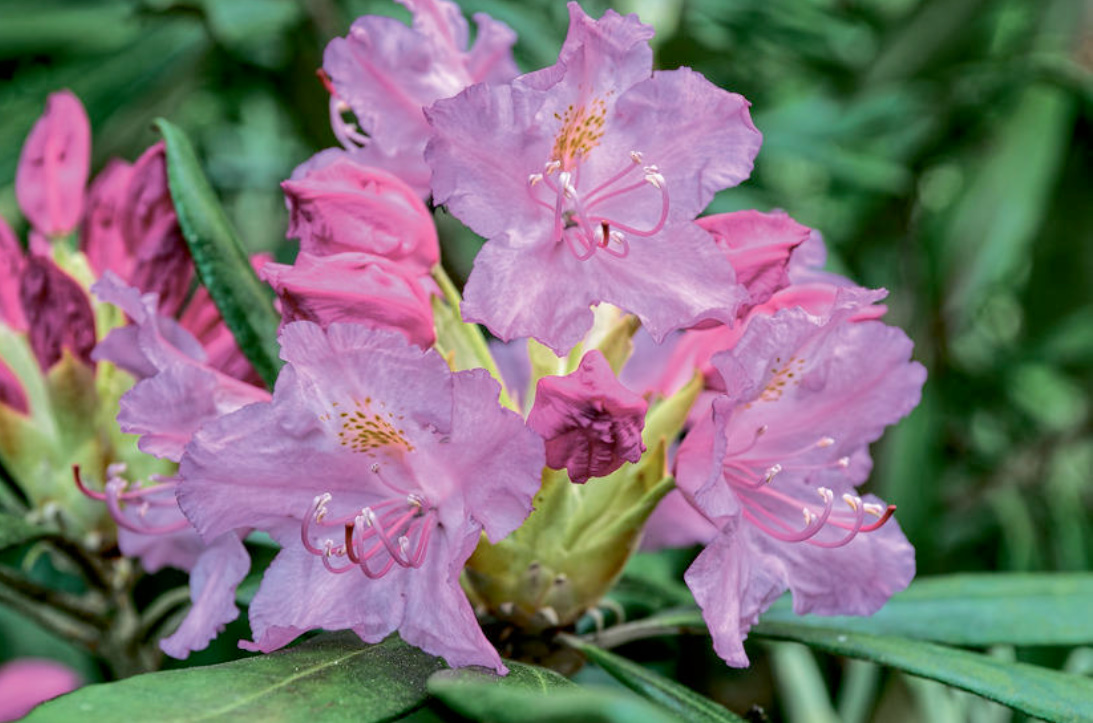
[{"x1": 1, "y1": 0, "x2": 1090, "y2": 720}]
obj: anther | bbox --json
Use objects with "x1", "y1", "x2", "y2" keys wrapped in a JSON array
[
  {"x1": 544, "y1": 160, "x2": 561, "y2": 175},
  {"x1": 863, "y1": 503, "x2": 885, "y2": 517},
  {"x1": 528, "y1": 173, "x2": 543, "y2": 187},
  {"x1": 837, "y1": 457, "x2": 850, "y2": 469},
  {"x1": 818, "y1": 487, "x2": 834, "y2": 503},
  {"x1": 764, "y1": 464, "x2": 782, "y2": 484},
  {"x1": 629, "y1": 151, "x2": 644, "y2": 163},
  {"x1": 842, "y1": 494, "x2": 860, "y2": 512},
  {"x1": 816, "y1": 437, "x2": 835, "y2": 448}
]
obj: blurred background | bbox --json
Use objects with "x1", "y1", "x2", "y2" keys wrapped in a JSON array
[{"x1": 1, "y1": 0, "x2": 1090, "y2": 720}]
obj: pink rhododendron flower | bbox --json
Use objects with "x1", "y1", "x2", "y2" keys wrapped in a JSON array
[
  {"x1": 527, "y1": 350, "x2": 647, "y2": 483},
  {"x1": 19, "y1": 255, "x2": 96, "y2": 371},
  {"x1": 282, "y1": 159, "x2": 439, "y2": 272},
  {"x1": 0, "y1": 659, "x2": 81, "y2": 721},
  {"x1": 697, "y1": 210, "x2": 811, "y2": 312},
  {"x1": 262, "y1": 252, "x2": 436, "y2": 348},
  {"x1": 15, "y1": 90, "x2": 90, "y2": 238},
  {"x1": 320, "y1": 0, "x2": 519, "y2": 196},
  {"x1": 177, "y1": 322, "x2": 545, "y2": 672},
  {"x1": 427, "y1": 2, "x2": 760, "y2": 354},
  {"x1": 86, "y1": 274, "x2": 269, "y2": 657},
  {"x1": 0, "y1": 359, "x2": 28, "y2": 416},
  {"x1": 674, "y1": 293, "x2": 926, "y2": 666}
]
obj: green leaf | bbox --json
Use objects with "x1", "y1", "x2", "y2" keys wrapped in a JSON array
[
  {"x1": 752, "y1": 620, "x2": 1093, "y2": 723},
  {"x1": 760, "y1": 573, "x2": 1093, "y2": 647},
  {"x1": 25, "y1": 633, "x2": 445, "y2": 723},
  {"x1": 428, "y1": 661, "x2": 678, "y2": 723},
  {"x1": 0, "y1": 512, "x2": 48, "y2": 550},
  {"x1": 155, "y1": 118, "x2": 282, "y2": 389},
  {"x1": 562, "y1": 636, "x2": 747, "y2": 723}
]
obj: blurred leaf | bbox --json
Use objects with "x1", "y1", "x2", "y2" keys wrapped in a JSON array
[
  {"x1": 0, "y1": 1, "x2": 139, "y2": 56},
  {"x1": 753, "y1": 620, "x2": 1093, "y2": 721},
  {"x1": 0, "y1": 512, "x2": 48, "y2": 550},
  {"x1": 429, "y1": 661, "x2": 679, "y2": 723},
  {"x1": 865, "y1": 0, "x2": 990, "y2": 85},
  {"x1": 201, "y1": 0, "x2": 302, "y2": 68},
  {"x1": 156, "y1": 118, "x2": 282, "y2": 388},
  {"x1": 563, "y1": 637, "x2": 747, "y2": 723},
  {"x1": 769, "y1": 643, "x2": 841, "y2": 723},
  {"x1": 25, "y1": 633, "x2": 445, "y2": 723}
]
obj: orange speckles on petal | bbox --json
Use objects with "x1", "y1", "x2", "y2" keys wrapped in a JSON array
[
  {"x1": 333, "y1": 399, "x2": 414, "y2": 455},
  {"x1": 552, "y1": 97, "x2": 607, "y2": 167}
]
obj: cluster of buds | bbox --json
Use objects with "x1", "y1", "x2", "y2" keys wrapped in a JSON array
[{"x1": 4, "y1": 0, "x2": 925, "y2": 675}]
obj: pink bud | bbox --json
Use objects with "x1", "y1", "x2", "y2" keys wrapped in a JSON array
[
  {"x1": 81, "y1": 158, "x2": 136, "y2": 279},
  {"x1": 0, "y1": 214, "x2": 27, "y2": 331},
  {"x1": 527, "y1": 350, "x2": 648, "y2": 484},
  {"x1": 123, "y1": 143, "x2": 193, "y2": 316},
  {"x1": 0, "y1": 659, "x2": 80, "y2": 721},
  {"x1": 282, "y1": 157, "x2": 439, "y2": 272},
  {"x1": 0, "y1": 357, "x2": 28, "y2": 416},
  {"x1": 261, "y1": 252, "x2": 436, "y2": 349},
  {"x1": 15, "y1": 90, "x2": 91, "y2": 237},
  {"x1": 697, "y1": 210, "x2": 810, "y2": 311},
  {"x1": 19, "y1": 255, "x2": 96, "y2": 371}
]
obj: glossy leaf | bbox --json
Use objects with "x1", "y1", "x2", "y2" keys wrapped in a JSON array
[
  {"x1": 753, "y1": 620, "x2": 1093, "y2": 722},
  {"x1": 428, "y1": 661, "x2": 678, "y2": 723},
  {"x1": 759, "y1": 573, "x2": 1093, "y2": 646},
  {"x1": 24, "y1": 633, "x2": 445, "y2": 723},
  {"x1": 563, "y1": 636, "x2": 747, "y2": 723},
  {"x1": 155, "y1": 118, "x2": 282, "y2": 388}
]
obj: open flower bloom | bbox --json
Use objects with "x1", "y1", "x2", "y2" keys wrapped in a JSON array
[
  {"x1": 674, "y1": 291, "x2": 926, "y2": 666},
  {"x1": 320, "y1": 0, "x2": 518, "y2": 196},
  {"x1": 177, "y1": 322, "x2": 545, "y2": 672},
  {"x1": 87, "y1": 274, "x2": 269, "y2": 657},
  {"x1": 527, "y1": 350, "x2": 646, "y2": 483},
  {"x1": 427, "y1": 2, "x2": 760, "y2": 354}
]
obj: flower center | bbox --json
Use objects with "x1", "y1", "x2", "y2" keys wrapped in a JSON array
[
  {"x1": 333, "y1": 398, "x2": 414, "y2": 457},
  {"x1": 527, "y1": 148, "x2": 670, "y2": 261},
  {"x1": 722, "y1": 430, "x2": 896, "y2": 548},
  {"x1": 301, "y1": 466, "x2": 438, "y2": 579}
]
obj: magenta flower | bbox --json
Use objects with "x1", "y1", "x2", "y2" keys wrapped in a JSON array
[
  {"x1": 177, "y1": 322, "x2": 545, "y2": 672},
  {"x1": 527, "y1": 350, "x2": 647, "y2": 483},
  {"x1": 0, "y1": 215, "x2": 27, "y2": 332},
  {"x1": 282, "y1": 158, "x2": 439, "y2": 273},
  {"x1": 426, "y1": 2, "x2": 760, "y2": 354},
  {"x1": 262, "y1": 252, "x2": 436, "y2": 348},
  {"x1": 697, "y1": 210, "x2": 811, "y2": 312},
  {"x1": 0, "y1": 659, "x2": 81, "y2": 721},
  {"x1": 15, "y1": 90, "x2": 90, "y2": 238},
  {"x1": 81, "y1": 158, "x2": 134, "y2": 280},
  {"x1": 674, "y1": 294, "x2": 925, "y2": 666},
  {"x1": 321, "y1": 0, "x2": 519, "y2": 196},
  {"x1": 19, "y1": 255, "x2": 96, "y2": 372}
]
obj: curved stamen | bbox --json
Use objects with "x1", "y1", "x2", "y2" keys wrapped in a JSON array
[
  {"x1": 807, "y1": 495, "x2": 866, "y2": 548},
  {"x1": 588, "y1": 177, "x2": 670, "y2": 238},
  {"x1": 740, "y1": 487, "x2": 835, "y2": 543},
  {"x1": 102, "y1": 479, "x2": 192, "y2": 535},
  {"x1": 583, "y1": 152, "x2": 644, "y2": 204}
]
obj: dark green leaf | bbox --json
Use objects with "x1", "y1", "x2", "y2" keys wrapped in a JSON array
[
  {"x1": 760, "y1": 573, "x2": 1093, "y2": 646},
  {"x1": 25, "y1": 633, "x2": 445, "y2": 723},
  {"x1": 428, "y1": 661, "x2": 677, "y2": 723},
  {"x1": 563, "y1": 637, "x2": 746, "y2": 723},
  {"x1": 753, "y1": 620, "x2": 1093, "y2": 722},
  {"x1": 0, "y1": 512, "x2": 48, "y2": 550},
  {"x1": 155, "y1": 118, "x2": 282, "y2": 388}
]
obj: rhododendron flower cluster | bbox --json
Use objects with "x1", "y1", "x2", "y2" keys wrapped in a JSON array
[{"x1": 4, "y1": 0, "x2": 924, "y2": 678}]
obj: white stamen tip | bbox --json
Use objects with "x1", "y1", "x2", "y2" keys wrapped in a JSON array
[
  {"x1": 864, "y1": 503, "x2": 885, "y2": 517},
  {"x1": 370, "y1": 463, "x2": 380, "y2": 473},
  {"x1": 817, "y1": 436, "x2": 835, "y2": 448},
  {"x1": 802, "y1": 508, "x2": 815, "y2": 525},
  {"x1": 528, "y1": 173, "x2": 543, "y2": 187},
  {"x1": 818, "y1": 487, "x2": 834, "y2": 503},
  {"x1": 764, "y1": 464, "x2": 783, "y2": 483},
  {"x1": 363, "y1": 508, "x2": 376, "y2": 527},
  {"x1": 837, "y1": 456, "x2": 850, "y2": 469},
  {"x1": 644, "y1": 172, "x2": 665, "y2": 189},
  {"x1": 544, "y1": 160, "x2": 561, "y2": 174},
  {"x1": 842, "y1": 494, "x2": 861, "y2": 511},
  {"x1": 398, "y1": 536, "x2": 411, "y2": 554},
  {"x1": 629, "y1": 150, "x2": 644, "y2": 163}
]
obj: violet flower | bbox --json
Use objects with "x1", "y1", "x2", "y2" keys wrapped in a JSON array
[
  {"x1": 177, "y1": 322, "x2": 545, "y2": 672},
  {"x1": 674, "y1": 293, "x2": 926, "y2": 666},
  {"x1": 527, "y1": 350, "x2": 647, "y2": 483},
  {"x1": 426, "y1": 2, "x2": 761, "y2": 354},
  {"x1": 319, "y1": 0, "x2": 519, "y2": 196}
]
